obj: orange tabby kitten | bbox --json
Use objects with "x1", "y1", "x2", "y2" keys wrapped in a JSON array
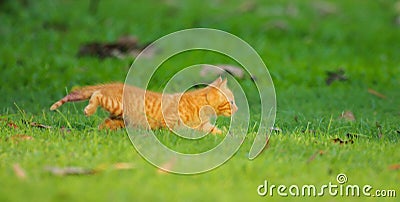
[{"x1": 50, "y1": 77, "x2": 237, "y2": 134}]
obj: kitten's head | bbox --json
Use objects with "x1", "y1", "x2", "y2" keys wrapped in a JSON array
[{"x1": 206, "y1": 77, "x2": 238, "y2": 117}]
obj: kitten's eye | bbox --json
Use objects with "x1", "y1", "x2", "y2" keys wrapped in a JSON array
[{"x1": 230, "y1": 101, "x2": 234, "y2": 105}]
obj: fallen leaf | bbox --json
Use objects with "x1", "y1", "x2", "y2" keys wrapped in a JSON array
[
  {"x1": 264, "y1": 20, "x2": 290, "y2": 31},
  {"x1": 13, "y1": 163, "x2": 27, "y2": 180},
  {"x1": 30, "y1": 122, "x2": 52, "y2": 129},
  {"x1": 326, "y1": 69, "x2": 347, "y2": 85},
  {"x1": 45, "y1": 166, "x2": 96, "y2": 176},
  {"x1": 157, "y1": 158, "x2": 176, "y2": 174},
  {"x1": 7, "y1": 121, "x2": 18, "y2": 129},
  {"x1": 238, "y1": 1, "x2": 257, "y2": 13},
  {"x1": 89, "y1": 162, "x2": 135, "y2": 173},
  {"x1": 367, "y1": 88, "x2": 387, "y2": 99},
  {"x1": 312, "y1": 1, "x2": 338, "y2": 16},
  {"x1": 339, "y1": 111, "x2": 355, "y2": 121},
  {"x1": 11, "y1": 134, "x2": 34, "y2": 142},
  {"x1": 112, "y1": 162, "x2": 135, "y2": 170},
  {"x1": 200, "y1": 64, "x2": 245, "y2": 79},
  {"x1": 21, "y1": 120, "x2": 52, "y2": 129},
  {"x1": 77, "y1": 35, "x2": 152, "y2": 59},
  {"x1": 307, "y1": 150, "x2": 324, "y2": 163},
  {"x1": 388, "y1": 164, "x2": 400, "y2": 170}
]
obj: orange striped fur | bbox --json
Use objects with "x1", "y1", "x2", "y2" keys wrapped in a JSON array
[{"x1": 50, "y1": 77, "x2": 237, "y2": 134}]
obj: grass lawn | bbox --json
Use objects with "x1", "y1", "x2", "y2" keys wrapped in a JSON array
[{"x1": 1, "y1": 0, "x2": 399, "y2": 201}]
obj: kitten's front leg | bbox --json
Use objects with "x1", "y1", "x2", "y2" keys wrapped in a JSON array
[
  {"x1": 198, "y1": 122, "x2": 223, "y2": 135},
  {"x1": 84, "y1": 91, "x2": 101, "y2": 116}
]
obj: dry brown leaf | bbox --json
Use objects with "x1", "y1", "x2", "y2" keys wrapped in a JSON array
[
  {"x1": 326, "y1": 69, "x2": 347, "y2": 85},
  {"x1": 11, "y1": 134, "x2": 34, "y2": 142},
  {"x1": 367, "y1": 88, "x2": 387, "y2": 99},
  {"x1": 13, "y1": 163, "x2": 27, "y2": 180},
  {"x1": 30, "y1": 122, "x2": 52, "y2": 129},
  {"x1": 264, "y1": 20, "x2": 290, "y2": 31},
  {"x1": 45, "y1": 166, "x2": 96, "y2": 176},
  {"x1": 157, "y1": 158, "x2": 176, "y2": 174},
  {"x1": 388, "y1": 164, "x2": 400, "y2": 170},
  {"x1": 238, "y1": 1, "x2": 257, "y2": 13},
  {"x1": 77, "y1": 35, "x2": 152, "y2": 59},
  {"x1": 339, "y1": 111, "x2": 355, "y2": 121},
  {"x1": 200, "y1": 64, "x2": 245, "y2": 79},
  {"x1": 21, "y1": 120, "x2": 52, "y2": 129},
  {"x1": 112, "y1": 162, "x2": 135, "y2": 170},
  {"x1": 307, "y1": 150, "x2": 324, "y2": 163},
  {"x1": 312, "y1": 1, "x2": 338, "y2": 16},
  {"x1": 93, "y1": 162, "x2": 135, "y2": 172},
  {"x1": 7, "y1": 121, "x2": 18, "y2": 129}
]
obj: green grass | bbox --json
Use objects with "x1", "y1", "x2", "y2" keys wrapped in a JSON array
[{"x1": 1, "y1": 0, "x2": 400, "y2": 201}]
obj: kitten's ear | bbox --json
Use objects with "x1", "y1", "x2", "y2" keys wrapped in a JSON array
[
  {"x1": 221, "y1": 78, "x2": 228, "y2": 88},
  {"x1": 209, "y1": 77, "x2": 223, "y2": 87}
]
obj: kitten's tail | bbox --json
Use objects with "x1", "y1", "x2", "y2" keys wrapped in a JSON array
[{"x1": 50, "y1": 85, "x2": 105, "y2": 111}]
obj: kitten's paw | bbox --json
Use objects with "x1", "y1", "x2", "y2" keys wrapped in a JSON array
[
  {"x1": 84, "y1": 105, "x2": 97, "y2": 116},
  {"x1": 211, "y1": 127, "x2": 223, "y2": 135}
]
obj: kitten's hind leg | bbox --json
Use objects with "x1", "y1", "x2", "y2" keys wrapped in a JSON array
[
  {"x1": 84, "y1": 91, "x2": 101, "y2": 116},
  {"x1": 99, "y1": 117, "x2": 125, "y2": 130}
]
